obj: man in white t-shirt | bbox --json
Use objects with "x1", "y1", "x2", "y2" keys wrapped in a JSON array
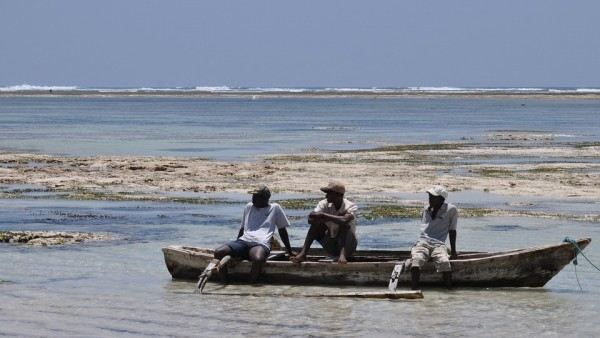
[
  {"x1": 410, "y1": 185, "x2": 458, "y2": 290},
  {"x1": 292, "y1": 181, "x2": 358, "y2": 264},
  {"x1": 214, "y1": 184, "x2": 294, "y2": 283}
]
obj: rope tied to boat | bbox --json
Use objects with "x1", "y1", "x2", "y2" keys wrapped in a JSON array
[
  {"x1": 563, "y1": 237, "x2": 600, "y2": 271},
  {"x1": 563, "y1": 237, "x2": 600, "y2": 291}
]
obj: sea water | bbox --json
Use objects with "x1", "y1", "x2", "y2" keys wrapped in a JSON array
[
  {"x1": 1, "y1": 96, "x2": 600, "y2": 337},
  {"x1": 0, "y1": 96, "x2": 598, "y2": 159}
]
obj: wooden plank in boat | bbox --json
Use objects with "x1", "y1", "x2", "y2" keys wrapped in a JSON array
[{"x1": 203, "y1": 290, "x2": 423, "y2": 299}]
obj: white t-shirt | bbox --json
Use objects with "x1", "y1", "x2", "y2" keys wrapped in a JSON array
[
  {"x1": 418, "y1": 203, "x2": 458, "y2": 245},
  {"x1": 239, "y1": 202, "x2": 290, "y2": 248},
  {"x1": 314, "y1": 198, "x2": 358, "y2": 238}
]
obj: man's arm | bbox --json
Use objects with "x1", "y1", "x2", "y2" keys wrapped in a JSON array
[
  {"x1": 313, "y1": 212, "x2": 354, "y2": 229},
  {"x1": 449, "y1": 230, "x2": 457, "y2": 259},
  {"x1": 448, "y1": 206, "x2": 458, "y2": 259},
  {"x1": 277, "y1": 227, "x2": 295, "y2": 256},
  {"x1": 238, "y1": 207, "x2": 247, "y2": 238}
]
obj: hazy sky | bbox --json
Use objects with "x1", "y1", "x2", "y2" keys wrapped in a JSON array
[{"x1": 1, "y1": 1, "x2": 599, "y2": 88}]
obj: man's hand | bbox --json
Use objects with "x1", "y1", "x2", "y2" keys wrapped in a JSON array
[{"x1": 308, "y1": 211, "x2": 324, "y2": 223}]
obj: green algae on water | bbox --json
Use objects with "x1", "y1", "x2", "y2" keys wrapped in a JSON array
[
  {"x1": 361, "y1": 205, "x2": 510, "y2": 220},
  {"x1": 472, "y1": 168, "x2": 514, "y2": 177},
  {"x1": 342, "y1": 143, "x2": 471, "y2": 153},
  {"x1": 362, "y1": 205, "x2": 422, "y2": 220},
  {"x1": 277, "y1": 198, "x2": 319, "y2": 210}
]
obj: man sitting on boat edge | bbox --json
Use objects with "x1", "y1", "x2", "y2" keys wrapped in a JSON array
[
  {"x1": 213, "y1": 184, "x2": 294, "y2": 283},
  {"x1": 410, "y1": 185, "x2": 458, "y2": 290},
  {"x1": 292, "y1": 181, "x2": 358, "y2": 264}
]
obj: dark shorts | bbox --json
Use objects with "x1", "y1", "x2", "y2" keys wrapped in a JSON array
[
  {"x1": 316, "y1": 231, "x2": 357, "y2": 257},
  {"x1": 226, "y1": 239, "x2": 270, "y2": 260}
]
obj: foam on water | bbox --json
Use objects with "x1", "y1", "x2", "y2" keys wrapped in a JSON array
[
  {"x1": 2, "y1": 84, "x2": 600, "y2": 94},
  {"x1": 407, "y1": 86, "x2": 467, "y2": 91},
  {"x1": 194, "y1": 86, "x2": 232, "y2": 92},
  {"x1": 246, "y1": 87, "x2": 307, "y2": 93},
  {"x1": 575, "y1": 88, "x2": 600, "y2": 93},
  {"x1": 0, "y1": 84, "x2": 78, "y2": 91}
]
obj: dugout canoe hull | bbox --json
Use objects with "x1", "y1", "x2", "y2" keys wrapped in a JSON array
[{"x1": 162, "y1": 238, "x2": 590, "y2": 287}]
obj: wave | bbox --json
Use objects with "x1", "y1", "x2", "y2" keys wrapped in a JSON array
[
  {"x1": 313, "y1": 126, "x2": 357, "y2": 131},
  {"x1": 406, "y1": 87, "x2": 548, "y2": 92},
  {"x1": 407, "y1": 86, "x2": 466, "y2": 92},
  {"x1": 0, "y1": 84, "x2": 78, "y2": 92},
  {"x1": 1, "y1": 84, "x2": 599, "y2": 94},
  {"x1": 323, "y1": 87, "x2": 396, "y2": 93},
  {"x1": 575, "y1": 88, "x2": 600, "y2": 93},
  {"x1": 245, "y1": 87, "x2": 307, "y2": 93},
  {"x1": 194, "y1": 86, "x2": 231, "y2": 92},
  {"x1": 96, "y1": 87, "x2": 199, "y2": 93}
]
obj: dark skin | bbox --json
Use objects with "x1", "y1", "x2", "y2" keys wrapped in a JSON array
[
  {"x1": 410, "y1": 193, "x2": 457, "y2": 290},
  {"x1": 291, "y1": 191, "x2": 355, "y2": 264},
  {"x1": 214, "y1": 194, "x2": 294, "y2": 283}
]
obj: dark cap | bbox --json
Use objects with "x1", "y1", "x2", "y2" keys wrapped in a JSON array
[
  {"x1": 247, "y1": 184, "x2": 271, "y2": 198},
  {"x1": 320, "y1": 180, "x2": 346, "y2": 195}
]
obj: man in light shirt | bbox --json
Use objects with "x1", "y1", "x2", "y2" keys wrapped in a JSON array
[
  {"x1": 410, "y1": 185, "x2": 458, "y2": 289},
  {"x1": 214, "y1": 184, "x2": 294, "y2": 283},
  {"x1": 292, "y1": 181, "x2": 358, "y2": 264}
]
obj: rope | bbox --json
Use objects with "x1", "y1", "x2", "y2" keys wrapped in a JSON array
[
  {"x1": 563, "y1": 237, "x2": 600, "y2": 291},
  {"x1": 573, "y1": 262, "x2": 583, "y2": 291},
  {"x1": 563, "y1": 237, "x2": 600, "y2": 272}
]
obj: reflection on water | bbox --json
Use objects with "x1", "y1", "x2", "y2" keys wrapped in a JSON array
[{"x1": 0, "y1": 196, "x2": 599, "y2": 336}]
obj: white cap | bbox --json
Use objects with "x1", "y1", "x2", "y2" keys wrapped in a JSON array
[{"x1": 427, "y1": 185, "x2": 448, "y2": 199}]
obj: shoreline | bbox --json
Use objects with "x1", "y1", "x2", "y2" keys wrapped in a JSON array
[{"x1": 2, "y1": 90, "x2": 600, "y2": 100}]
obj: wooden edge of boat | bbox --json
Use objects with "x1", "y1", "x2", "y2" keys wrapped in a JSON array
[{"x1": 453, "y1": 237, "x2": 591, "y2": 263}]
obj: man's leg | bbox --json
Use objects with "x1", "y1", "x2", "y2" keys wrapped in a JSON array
[
  {"x1": 410, "y1": 242, "x2": 430, "y2": 290},
  {"x1": 248, "y1": 245, "x2": 268, "y2": 283},
  {"x1": 214, "y1": 244, "x2": 233, "y2": 259},
  {"x1": 432, "y1": 245, "x2": 452, "y2": 289},
  {"x1": 410, "y1": 267, "x2": 421, "y2": 290},
  {"x1": 291, "y1": 222, "x2": 327, "y2": 263},
  {"x1": 337, "y1": 227, "x2": 357, "y2": 264},
  {"x1": 214, "y1": 240, "x2": 246, "y2": 282}
]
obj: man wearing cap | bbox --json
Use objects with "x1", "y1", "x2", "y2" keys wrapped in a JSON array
[
  {"x1": 410, "y1": 185, "x2": 458, "y2": 289},
  {"x1": 214, "y1": 184, "x2": 294, "y2": 283},
  {"x1": 292, "y1": 181, "x2": 358, "y2": 264}
]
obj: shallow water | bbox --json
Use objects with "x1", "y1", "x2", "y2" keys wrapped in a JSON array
[
  {"x1": 1, "y1": 196, "x2": 599, "y2": 337},
  {"x1": 1, "y1": 97, "x2": 599, "y2": 160}
]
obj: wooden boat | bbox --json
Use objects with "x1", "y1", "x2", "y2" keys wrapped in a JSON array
[{"x1": 162, "y1": 238, "x2": 591, "y2": 287}]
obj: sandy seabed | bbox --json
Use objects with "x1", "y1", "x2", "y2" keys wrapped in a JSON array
[{"x1": 1, "y1": 140, "x2": 599, "y2": 201}]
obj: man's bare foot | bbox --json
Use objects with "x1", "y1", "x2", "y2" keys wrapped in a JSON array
[
  {"x1": 337, "y1": 256, "x2": 347, "y2": 264},
  {"x1": 291, "y1": 254, "x2": 305, "y2": 263}
]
